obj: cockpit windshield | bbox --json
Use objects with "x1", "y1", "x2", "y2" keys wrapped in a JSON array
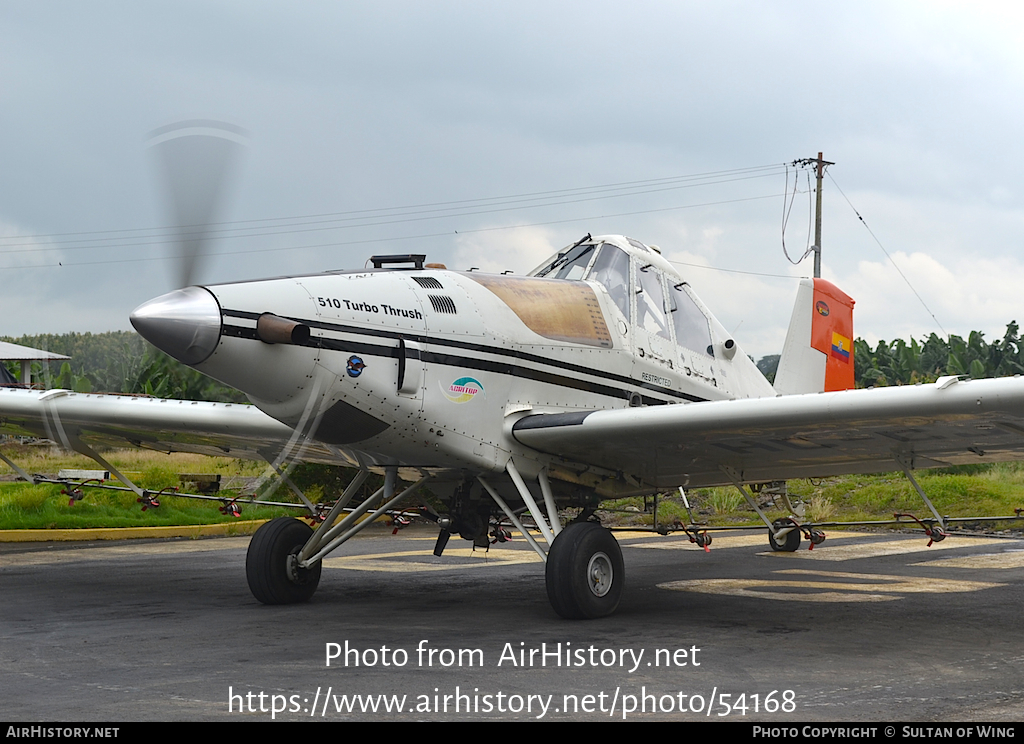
[{"x1": 534, "y1": 242, "x2": 597, "y2": 280}]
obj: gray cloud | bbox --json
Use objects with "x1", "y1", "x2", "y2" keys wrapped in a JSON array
[{"x1": 2, "y1": 2, "x2": 1023, "y2": 360}]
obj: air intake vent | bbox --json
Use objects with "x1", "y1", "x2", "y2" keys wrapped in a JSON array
[
  {"x1": 413, "y1": 276, "x2": 444, "y2": 289},
  {"x1": 428, "y1": 295, "x2": 457, "y2": 314}
]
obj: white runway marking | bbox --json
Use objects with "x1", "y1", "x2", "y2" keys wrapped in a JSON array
[
  {"x1": 323, "y1": 546, "x2": 542, "y2": 573},
  {"x1": 0, "y1": 538, "x2": 250, "y2": 567},
  {"x1": 913, "y1": 549, "x2": 1024, "y2": 569},
  {"x1": 659, "y1": 568, "x2": 1004, "y2": 602},
  {"x1": 761, "y1": 536, "x2": 1005, "y2": 561}
]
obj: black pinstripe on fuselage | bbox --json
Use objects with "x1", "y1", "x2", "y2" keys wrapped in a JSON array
[{"x1": 220, "y1": 309, "x2": 712, "y2": 407}]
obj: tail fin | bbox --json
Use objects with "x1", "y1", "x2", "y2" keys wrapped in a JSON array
[{"x1": 773, "y1": 278, "x2": 855, "y2": 395}]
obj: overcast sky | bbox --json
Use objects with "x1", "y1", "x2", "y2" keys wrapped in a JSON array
[{"x1": 3, "y1": 1, "x2": 1024, "y2": 361}]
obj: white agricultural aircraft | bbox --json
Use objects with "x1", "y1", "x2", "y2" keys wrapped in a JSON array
[
  {"x1": 4, "y1": 233, "x2": 1024, "y2": 619},
  {"x1": 4, "y1": 126, "x2": 1024, "y2": 619}
]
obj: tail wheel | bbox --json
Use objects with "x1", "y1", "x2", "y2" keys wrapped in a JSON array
[
  {"x1": 246, "y1": 517, "x2": 321, "y2": 604},
  {"x1": 545, "y1": 522, "x2": 624, "y2": 619},
  {"x1": 768, "y1": 522, "x2": 801, "y2": 552}
]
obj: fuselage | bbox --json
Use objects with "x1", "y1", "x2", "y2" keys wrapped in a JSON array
[{"x1": 131, "y1": 235, "x2": 776, "y2": 492}]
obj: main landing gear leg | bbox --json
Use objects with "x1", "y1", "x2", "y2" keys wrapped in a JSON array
[{"x1": 480, "y1": 461, "x2": 623, "y2": 619}]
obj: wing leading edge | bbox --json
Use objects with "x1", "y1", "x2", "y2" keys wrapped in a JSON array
[
  {"x1": 0, "y1": 387, "x2": 344, "y2": 465},
  {"x1": 512, "y1": 376, "x2": 1024, "y2": 488}
]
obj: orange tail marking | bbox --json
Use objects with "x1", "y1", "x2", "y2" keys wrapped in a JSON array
[{"x1": 810, "y1": 278, "x2": 855, "y2": 391}]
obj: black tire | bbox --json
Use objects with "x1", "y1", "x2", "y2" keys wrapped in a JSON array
[
  {"x1": 768, "y1": 522, "x2": 801, "y2": 552},
  {"x1": 545, "y1": 522, "x2": 624, "y2": 619},
  {"x1": 246, "y1": 517, "x2": 321, "y2": 604}
]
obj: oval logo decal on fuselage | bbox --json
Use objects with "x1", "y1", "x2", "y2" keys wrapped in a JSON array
[{"x1": 441, "y1": 376, "x2": 484, "y2": 403}]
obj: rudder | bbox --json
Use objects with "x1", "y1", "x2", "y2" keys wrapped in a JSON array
[{"x1": 774, "y1": 278, "x2": 855, "y2": 395}]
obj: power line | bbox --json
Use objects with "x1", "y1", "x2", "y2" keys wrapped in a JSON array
[
  {"x1": 781, "y1": 164, "x2": 813, "y2": 265},
  {"x1": 0, "y1": 170, "x2": 787, "y2": 255},
  {"x1": 666, "y1": 259, "x2": 802, "y2": 280},
  {"x1": 0, "y1": 164, "x2": 788, "y2": 251},
  {"x1": 3, "y1": 192, "x2": 789, "y2": 271},
  {"x1": 827, "y1": 172, "x2": 948, "y2": 337}
]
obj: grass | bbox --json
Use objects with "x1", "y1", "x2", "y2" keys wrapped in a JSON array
[
  {"x1": 0, "y1": 445, "x2": 297, "y2": 529},
  {"x1": 3, "y1": 444, "x2": 1024, "y2": 532},
  {"x1": 597, "y1": 465, "x2": 1024, "y2": 532}
]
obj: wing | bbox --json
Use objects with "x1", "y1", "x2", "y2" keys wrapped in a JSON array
[
  {"x1": 0, "y1": 386, "x2": 347, "y2": 466},
  {"x1": 511, "y1": 376, "x2": 1024, "y2": 488}
]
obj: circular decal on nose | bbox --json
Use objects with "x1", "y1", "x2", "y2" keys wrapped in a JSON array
[
  {"x1": 441, "y1": 376, "x2": 484, "y2": 403},
  {"x1": 346, "y1": 356, "x2": 366, "y2": 378},
  {"x1": 815, "y1": 300, "x2": 830, "y2": 316}
]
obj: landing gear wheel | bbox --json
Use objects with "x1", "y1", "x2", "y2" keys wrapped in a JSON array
[
  {"x1": 545, "y1": 522, "x2": 624, "y2": 619},
  {"x1": 768, "y1": 521, "x2": 801, "y2": 552},
  {"x1": 246, "y1": 517, "x2": 321, "y2": 604}
]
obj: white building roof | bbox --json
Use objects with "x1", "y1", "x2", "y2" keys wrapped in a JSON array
[{"x1": 0, "y1": 341, "x2": 70, "y2": 361}]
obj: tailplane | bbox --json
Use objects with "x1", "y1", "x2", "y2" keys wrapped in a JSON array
[{"x1": 773, "y1": 278, "x2": 855, "y2": 395}]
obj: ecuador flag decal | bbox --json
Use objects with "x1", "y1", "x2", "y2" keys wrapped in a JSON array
[{"x1": 831, "y1": 331, "x2": 851, "y2": 363}]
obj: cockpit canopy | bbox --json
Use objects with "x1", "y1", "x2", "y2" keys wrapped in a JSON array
[
  {"x1": 530, "y1": 236, "x2": 715, "y2": 361},
  {"x1": 532, "y1": 236, "x2": 656, "y2": 281}
]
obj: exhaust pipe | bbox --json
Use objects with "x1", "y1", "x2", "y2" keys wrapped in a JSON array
[{"x1": 256, "y1": 313, "x2": 311, "y2": 345}]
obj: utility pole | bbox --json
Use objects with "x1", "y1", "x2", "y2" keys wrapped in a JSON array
[{"x1": 794, "y1": 152, "x2": 834, "y2": 278}]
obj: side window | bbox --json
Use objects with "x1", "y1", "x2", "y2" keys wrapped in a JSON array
[
  {"x1": 670, "y1": 283, "x2": 712, "y2": 355},
  {"x1": 586, "y1": 244, "x2": 631, "y2": 321},
  {"x1": 636, "y1": 264, "x2": 671, "y2": 340}
]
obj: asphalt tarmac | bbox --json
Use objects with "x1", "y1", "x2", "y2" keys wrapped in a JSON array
[{"x1": 1, "y1": 524, "x2": 1022, "y2": 722}]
